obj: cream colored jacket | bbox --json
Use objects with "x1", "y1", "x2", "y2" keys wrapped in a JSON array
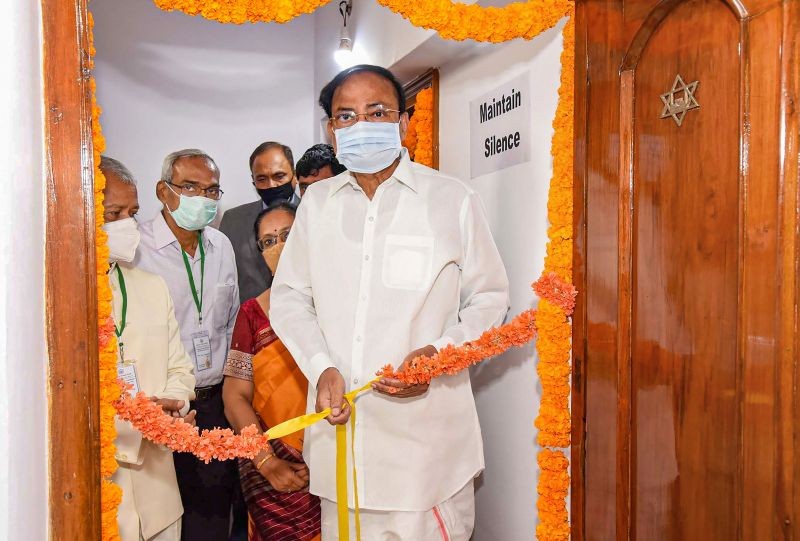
[{"x1": 110, "y1": 263, "x2": 196, "y2": 539}]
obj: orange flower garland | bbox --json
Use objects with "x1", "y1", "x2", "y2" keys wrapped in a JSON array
[
  {"x1": 378, "y1": 274, "x2": 574, "y2": 385},
  {"x1": 401, "y1": 87, "x2": 434, "y2": 166},
  {"x1": 376, "y1": 0, "x2": 572, "y2": 43},
  {"x1": 89, "y1": 9, "x2": 124, "y2": 541},
  {"x1": 377, "y1": 309, "x2": 537, "y2": 384},
  {"x1": 114, "y1": 273, "x2": 576, "y2": 456},
  {"x1": 537, "y1": 449, "x2": 571, "y2": 540},
  {"x1": 115, "y1": 394, "x2": 270, "y2": 463},
  {"x1": 410, "y1": 87, "x2": 434, "y2": 168},
  {"x1": 534, "y1": 16, "x2": 574, "y2": 541},
  {"x1": 401, "y1": 114, "x2": 419, "y2": 159},
  {"x1": 150, "y1": 0, "x2": 571, "y2": 44},
  {"x1": 152, "y1": 0, "x2": 331, "y2": 24}
]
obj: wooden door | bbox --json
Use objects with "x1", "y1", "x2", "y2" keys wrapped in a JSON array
[{"x1": 572, "y1": 1, "x2": 800, "y2": 539}]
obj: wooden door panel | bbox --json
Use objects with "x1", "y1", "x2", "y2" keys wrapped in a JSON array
[
  {"x1": 739, "y1": 8, "x2": 784, "y2": 537},
  {"x1": 579, "y1": 5, "x2": 626, "y2": 540},
  {"x1": 629, "y1": 3, "x2": 740, "y2": 539},
  {"x1": 573, "y1": 1, "x2": 799, "y2": 539}
]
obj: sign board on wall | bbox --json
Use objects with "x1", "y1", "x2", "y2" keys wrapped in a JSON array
[{"x1": 469, "y1": 73, "x2": 531, "y2": 178}]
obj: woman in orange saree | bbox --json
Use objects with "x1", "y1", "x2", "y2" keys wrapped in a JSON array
[{"x1": 222, "y1": 202, "x2": 320, "y2": 541}]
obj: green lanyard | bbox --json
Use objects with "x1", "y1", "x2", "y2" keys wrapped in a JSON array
[
  {"x1": 114, "y1": 264, "x2": 128, "y2": 359},
  {"x1": 181, "y1": 233, "x2": 205, "y2": 326}
]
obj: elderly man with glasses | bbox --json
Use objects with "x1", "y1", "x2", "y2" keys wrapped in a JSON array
[
  {"x1": 269, "y1": 65, "x2": 510, "y2": 540},
  {"x1": 101, "y1": 155, "x2": 197, "y2": 541},
  {"x1": 134, "y1": 148, "x2": 240, "y2": 541}
]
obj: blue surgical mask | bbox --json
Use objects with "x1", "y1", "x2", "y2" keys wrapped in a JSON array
[
  {"x1": 165, "y1": 184, "x2": 218, "y2": 231},
  {"x1": 334, "y1": 121, "x2": 402, "y2": 174}
]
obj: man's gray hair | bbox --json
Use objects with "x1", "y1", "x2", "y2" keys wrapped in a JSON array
[
  {"x1": 100, "y1": 155, "x2": 136, "y2": 185},
  {"x1": 161, "y1": 149, "x2": 220, "y2": 183}
]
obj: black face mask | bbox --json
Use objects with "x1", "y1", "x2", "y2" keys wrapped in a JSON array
[{"x1": 256, "y1": 181, "x2": 294, "y2": 206}]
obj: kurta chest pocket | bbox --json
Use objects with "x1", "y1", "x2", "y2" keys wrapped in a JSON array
[
  {"x1": 381, "y1": 235, "x2": 435, "y2": 291},
  {"x1": 212, "y1": 283, "x2": 235, "y2": 331}
]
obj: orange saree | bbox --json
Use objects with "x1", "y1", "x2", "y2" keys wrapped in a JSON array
[
  {"x1": 224, "y1": 298, "x2": 321, "y2": 541},
  {"x1": 251, "y1": 338, "x2": 307, "y2": 452}
]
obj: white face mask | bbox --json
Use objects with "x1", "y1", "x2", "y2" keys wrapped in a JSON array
[
  {"x1": 334, "y1": 121, "x2": 402, "y2": 174},
  {"x1": 103, "y1": 217, "x2": 141, "y2": 263}
]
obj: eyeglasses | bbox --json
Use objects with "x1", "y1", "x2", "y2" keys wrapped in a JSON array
[
  {"x1": 257, "y1": 230, "x2": 290, "y2": 251},
  {"x1": 165, "y1": 181, "x2": 224, "y2": 200},
  {"x1": 330, "y1": 104, "x2": 402, "y2": 128}
]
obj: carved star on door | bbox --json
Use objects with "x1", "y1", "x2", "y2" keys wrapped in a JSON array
[{"x1": 659, "y1": 74, "x2": 700, "y2": 126}]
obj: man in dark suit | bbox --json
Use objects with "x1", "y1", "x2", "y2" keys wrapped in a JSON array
[
  {"x1": 220, "y1": 142, "x2": 299, "y2": 302},
  {"x1": 221, "y1": 142, "x2": 347, "y2": 303}
]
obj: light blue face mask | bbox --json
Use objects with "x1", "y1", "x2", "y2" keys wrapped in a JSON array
[
  {"x1": 165, "y1": 183, "x2": 218, "y2": 231},
  {"x1": 334, "y1": 121, "x2": 402, "y2": 174}
]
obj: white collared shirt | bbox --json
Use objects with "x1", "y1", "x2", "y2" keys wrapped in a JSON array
[
  {"x1": 135, "y1": 212, "x2": 240, "y2": 388},
  {"x1": 270, "y1": 150, "x2": 510, "y2": 511}
]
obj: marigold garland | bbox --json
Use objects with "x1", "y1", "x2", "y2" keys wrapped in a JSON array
[
  {"x1": 378, "y1": 274, "x2": 575, "y2": 385},
  {"x1": 533, "y1": 16, "x2": 574, "y2": 541},
  {"x1": 537, "y1": 449, "x2": 571, "y2": 540},
  {"x1": 115, "y1": 394, "x2": 270, "y2": 463},
  {"x1": 89, "y1": 8, "x2": 124, "y2": 541},
  {"x1": 401, "y1": 114, "x2": 419, "y2": 159},
  {"x1": 410, "y1": 87, "x2": 434, "y2": 168},
  {"x1": 113, "y1": 273, "x2": 576, "y2": 455},
  {"x1": 151, "y1": 0, "x2": 571, "y2": 44},
  {"x1": 376, "y1": 0, "x2": 572, "y2": 43},
  {"x1": 401, "y1": 87, "x2": 434, "y2": 166},
  {"x1": 152, "y1": 0, "x2": 331, "y2": 24}
]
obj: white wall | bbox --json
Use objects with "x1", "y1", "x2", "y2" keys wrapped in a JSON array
[
  {"x1": 438, "y1": 23, "x2": 566, "y2": 540},
  {"x1": 0, "y1": 1, "x2": 48, "y2": 539},
  {"x1": 344, "y1": 0, "x2": 433, "y2": 74},
  {"x1": 93, "y1": 0, "x2": 317, "y2": 221},
  {"x1": 312, "y1": 0, "x2": 433, "y2": 88},
  {"x1": 312, "y1": 1, "x2": 346, "y2": 138}
]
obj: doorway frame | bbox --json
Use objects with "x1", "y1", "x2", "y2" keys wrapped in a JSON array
[{"x1": 42, "y1": 0, "x2": 102, "y2": 538}]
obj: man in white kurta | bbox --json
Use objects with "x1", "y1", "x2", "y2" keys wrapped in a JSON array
[
  {"x1": 101, "y1": 156, "x2": 196, "y2": 541},
  {"x1": 111, "y1": 263, "x2": 197, "y2": 541},
  {"x1": 270, "y1": 63, "x2": 509, "y2": 541}
]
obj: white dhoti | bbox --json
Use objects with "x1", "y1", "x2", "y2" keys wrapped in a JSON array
[{"x1": 320, "y1": 480, "x2": 474, "y2": 541}]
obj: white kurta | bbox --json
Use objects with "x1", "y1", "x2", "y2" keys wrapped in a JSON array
[
  {"x1": 269, "y1": 150, "x2": 510, "y2": 511},
  {"x1": 110, "y1": 264, "x2": 196, "y2": 540}
]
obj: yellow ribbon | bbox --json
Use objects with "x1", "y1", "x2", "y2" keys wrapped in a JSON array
[{"x1": 263, "y1": 378, "x2": 377, "y2": 541}]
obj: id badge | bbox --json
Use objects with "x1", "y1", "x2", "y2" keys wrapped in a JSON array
[
  {"x1": 117, "y1": 362, "x2": 140, "y2": 396},
  {"x1": 192, "y1": 330, "x2": 212, "y2": 372}
]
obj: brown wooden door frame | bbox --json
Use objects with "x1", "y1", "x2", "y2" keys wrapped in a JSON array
[
  {"x1": 42, "y1": 0, "x2": 102, "y2": 538},
  {"x1": 571, "y1": 6, "x2": 589, "y2": 540}
]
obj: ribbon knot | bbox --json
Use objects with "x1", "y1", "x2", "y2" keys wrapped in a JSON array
[{"x1": 263, "y1": 379, "x2": 377, "y2": 541}]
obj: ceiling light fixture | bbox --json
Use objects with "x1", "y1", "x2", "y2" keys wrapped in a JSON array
[{"x1": 334, "y1": 0, "x2": 355, "y2": 68}]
